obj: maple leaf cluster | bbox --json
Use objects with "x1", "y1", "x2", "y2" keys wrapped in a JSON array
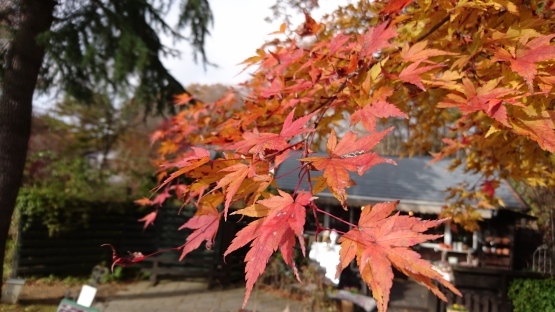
[
  {"x1": 107, "y1": 1, "x2": 555, "y2": 311},
  {"x1": 336, "y1": 201, "x2": 460, "y2": 311},
  {"x1": 321, "y1": 0, "x2": 555, "y2": 229}
]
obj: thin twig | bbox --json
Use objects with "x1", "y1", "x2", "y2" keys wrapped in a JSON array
[{"x1": 315, "y1": 205, "x2": 357, "y2": 228}]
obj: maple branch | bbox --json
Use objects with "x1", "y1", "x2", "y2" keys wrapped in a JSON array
[
  {"x1": 293, "y1": 166, "x2": 309, "y2": 195},
  {"x1": 265, "y1": 142, "x2": 304, "y2": 159},
  {"x1": 304, "y1": 74, "x2": 355, "y2": 154},
  {"x1": 304, "y1": 170, "x2": 323, "y2": 237},
  {"x1": 102, "y1": 244, "x2": 183, "y2": 272},
  {"x1": 143, "y1": 246, "x2": 184, "y2": 258},
  {"x1": 274, "y1": 162, "x2": 303, "y2": 180},
  {"x1": 415, "y1": 14, "x2": 449, "y2": 43},
  {"x1": 315, "y1": 205, "x2": 357, "y2": 228}
]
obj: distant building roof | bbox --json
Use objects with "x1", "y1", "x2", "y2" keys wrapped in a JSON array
[{"x1": 275, "y1": 153, "x2": 528, "y2": 218}]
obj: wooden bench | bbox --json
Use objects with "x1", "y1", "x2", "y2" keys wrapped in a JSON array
[{"x1": 141, "y1": 250, "x2": 219, "y2": 286}]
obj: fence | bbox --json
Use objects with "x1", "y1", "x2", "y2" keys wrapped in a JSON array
[{"x1": 15, "y1": 203, "x2": 246, "y2": 282}]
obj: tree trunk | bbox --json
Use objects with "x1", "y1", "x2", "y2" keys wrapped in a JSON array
[{"x1": 0, "y1": 0, "x2": 56, "y2": 289}]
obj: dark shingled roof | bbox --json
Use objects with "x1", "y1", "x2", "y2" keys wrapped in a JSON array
[{"x1": 275, "y1": 153, "x2": 527, "y2": 218}]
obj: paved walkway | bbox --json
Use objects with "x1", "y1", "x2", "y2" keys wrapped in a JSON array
[
  {"x1": 92, "y1": 278, "x2": 431, "y2": 312},
  {"x1": 93, "y1": 280, "x2": 307, "y2": 312}
]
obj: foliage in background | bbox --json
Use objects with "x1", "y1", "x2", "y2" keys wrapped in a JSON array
[
  {"x1": 509, "y1": 278, "x2": 555, "y2": 312},
  {"x1": 17, "y1": 96, "x2": 157, "y2": 235},
  {"x1": 16, "y1": 84, "x2": 231, "y2": 236},
  {"x1": 515, "y1": 184, "x2": 555, "y2": 235}
]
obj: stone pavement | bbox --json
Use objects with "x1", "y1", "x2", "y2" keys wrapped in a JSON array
[{"x1": 93, "y1": 280, "x2": 307, "y2": 312}]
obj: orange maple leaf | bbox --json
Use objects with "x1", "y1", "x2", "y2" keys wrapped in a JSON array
[
  {"x1": 224, "y1": 191, "x2": 312, "y2": 308},
  {"x1": 296, "y1": 11, "x2": 321, "y2": 37},
  {"x1": 174, "y1": 93, "x2": 193, "y2": 105},
  {"x1": 511, "y1": 106, "x2": 555, "y2": 152},
  {"x1": 155, "y1": 147, "x2": 211, "y2": 191},
  {"x1": 150, "y1": 130, "x2": 165, "y2": 145},
  {"x1": 134, "y1": 197, "x2": 152, "y2": 206},
  {"x1": 398, "y1": 61, "x2": 444, "y2": 91},
  {"x1": 493, "y1": 34, "x2": 555, "y2": 89},
  {"x1": 301, "y1": 129, "x2": 395, "y2": 208},
  {"x1": 400, "y1": 41, "x2": 457, "y2": 63},
  {"x1": 214, "y1": 163, "x2": 250, "y2": 218},
  {"x1": 336, "y1": 201, "x2": 461, "y2": 312}
]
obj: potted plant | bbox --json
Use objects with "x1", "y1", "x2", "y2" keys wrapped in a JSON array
[
  {"x1": 1, "y1": 278, "x2": 26, "y2": 304},
  {"x1": 446, "y1": 303, "x2": 469, "y2": 312}
]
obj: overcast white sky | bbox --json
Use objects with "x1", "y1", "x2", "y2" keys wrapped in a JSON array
[{"x1": 162, "y1": 0, "x2": 349, "y2": 86}]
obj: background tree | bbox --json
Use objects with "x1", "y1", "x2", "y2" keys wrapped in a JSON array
[
  {"x1": 17, "y1": 97, "x2": 156, "y2": 235},
  {"x1": 0, "y1": 0, "x2": 213, "y2": 289}
]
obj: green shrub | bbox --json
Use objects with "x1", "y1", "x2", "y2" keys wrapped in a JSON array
[{"x1": 508, "y1": 278, "x2": 555, "y2": 312}]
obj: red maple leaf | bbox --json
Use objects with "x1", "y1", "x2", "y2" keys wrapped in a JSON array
[
  {"x1": 494, "y1": 34, "x2": 555, "y2": 89},
  {"x1": 351, "y1": 86, "x2": 408, "y2": 132},
  {"x1": 336, "y1": 201, "x2": 461, "y2": 312},
  {"x1": 358, "y1": 23, "x2": 397, "y2": 59},
  {"x1": 284, "y1": 79, "x2": 314, "y2": 93},
  {"x1": 178, "y1": 212, "x2": 220, "y2": 260},
  {"x1": 381, "y1": 0, "x2": 413, "y2": 14},
  {"x1": 438, "y1": 78, "x2": 514, "y2": 127},
  {"x1": 260, "y1": 77, "x2": 284, "y2": 98},
  {"x1": 328, "y1": 32, "x2": 353, "y2": 55},
  {"x1": 301, "y1": 129, "x2": 395, "y2": 208},
  {"x1": 228, "y1": 109, "x2": 318, "y2": 155},
  {"x1": 223, "y1": 191, "x2": 312, "y2": 308},
  {"x1": 138, "y1": 211, "x2": 157, "y2": 230},
  {"x1": 481, "y1": 180, "x2": 498, "y2": 198},
  {"x1": 150, "y1": 189, "x2": 171, "y2": 206},
  {"x1": 102, "y1": 244, "x2": 146, "y2": 273}
]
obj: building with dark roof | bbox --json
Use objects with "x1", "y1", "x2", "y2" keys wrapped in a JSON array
[
  {"x1": 276, "y1": 152, "x2": 539, "y2": 272},
  {"x1": 275, "y1": 152, "x2": 528, "y2": 219}
]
